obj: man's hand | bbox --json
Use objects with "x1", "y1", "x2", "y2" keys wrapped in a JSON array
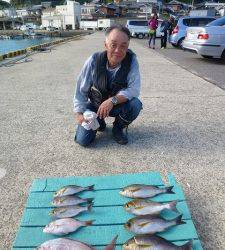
[
  {"x1": 76, "y1": 113, "x2": 85, "y2": 124},
  {"x1": 97, "y1": 98, "x2": 113, "y2": 119}
]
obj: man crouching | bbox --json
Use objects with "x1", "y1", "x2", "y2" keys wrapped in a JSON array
[{"x1": 73, "y1": 24, "x2": 142, "y2": 147}]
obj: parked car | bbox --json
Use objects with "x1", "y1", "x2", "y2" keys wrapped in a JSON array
[
  {"x1": 20, "y1": 25, "x2": 33, "y2": 31},
  {"x1": 182, "y1": 16, "x2": 225, "y2": 60},
  {"x1": 170, "y1": 16, "x2": 216, "y2": 47},
  {"x1": 46, "y1": 26, "x2": 57, "y2": 31},
  {"x1": 126, "y1": 19, "x2": 163, "y2": 39},
  {"x1": 46, "y1": 26, "x2": 58, "y2": 31},
  {"x1": 126, "y1": 20, "x2": 148, "y2": 39}
]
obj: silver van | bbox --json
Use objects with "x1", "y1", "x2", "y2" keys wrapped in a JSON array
[
  {"x1": 126, "y1": 20, "x2": 149, "y2": 39},
  {"x1": 126, "y1": 19, "x2": 163, "y2": 39}
]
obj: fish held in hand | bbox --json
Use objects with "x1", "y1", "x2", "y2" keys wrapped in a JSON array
[
  {"x1": 124, "y1": 199, "x2": 178, "y2": 215},
  {"x1": 37, "y1": 238, "x2": 95, "y2": 250},
  {"x1": 123, "y1": 235, "x2": 192, "y2": 250},
  {"x1": 124, "y1": 214, "x2": 185, "y2": 234},
  {"x1": 120, "y1": 184, "x2": 174, "y2": 198},
  {"x1": 49, "y1": 204, "x2": 92, "y2": 218},
  {"x1": 43, "y1": 218, "x2": 94, "y2": 235},
  {"x1": 54, "y1": 184, "x2": 94, "y2": 198},
  {"x1": 52, "y1": 195, "x2": 93, "y2": 207},
  {"x1": 104, "y1": 235, "x2": 118, "y2": 250}
]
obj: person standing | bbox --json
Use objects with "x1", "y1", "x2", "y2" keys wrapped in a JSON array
[
  {"x1": 160, "y1": 16, "x2": 173, "y2": 49},
  {"x1": 148, "y1": 13, "x2": 158, "y2": 49},
  {"x1": 73, "y1": 25, "x2": 142, "y2": 147}
]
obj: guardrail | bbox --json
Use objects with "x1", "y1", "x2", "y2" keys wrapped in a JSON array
[{"x1": 0, "y1": 35, "x2": 81, "y2": 61}]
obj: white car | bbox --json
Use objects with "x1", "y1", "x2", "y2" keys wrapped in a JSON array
[
  {"x1": 182, "y1": 17, "x2": 225, "y2": 60},
  {"x1": 126, "y1": 19, "x2": 163, "y2": 39},
  {"x1": 20, "y1": 25, "x2": 32, "y2": 31}
]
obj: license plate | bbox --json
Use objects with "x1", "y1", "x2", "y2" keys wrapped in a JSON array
[{"x1": 187, "y1": 33, "x2": 196, "y2": 40}]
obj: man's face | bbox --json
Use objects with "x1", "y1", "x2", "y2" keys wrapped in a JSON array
[{"x1": 104, "y1": 29, "x2": 129, "y2": 67}]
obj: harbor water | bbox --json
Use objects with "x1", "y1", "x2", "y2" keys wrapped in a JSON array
[{"x1": 0, "y1": 36, "x2": 61, "y2": 56}]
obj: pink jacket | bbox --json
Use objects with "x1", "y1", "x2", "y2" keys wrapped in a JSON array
[{"x1": 148, "y1": 19, "x2": 158, "y2": 30}]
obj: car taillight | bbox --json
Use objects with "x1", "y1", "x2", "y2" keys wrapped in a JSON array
[
  {"x1": 198, "y1": 33, "x2": 209, "y2": 40},
  {"x1": 172, "y1": 25, "x2": 179, "y2": 34}
]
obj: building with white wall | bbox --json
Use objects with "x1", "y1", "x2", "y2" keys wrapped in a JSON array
[
  {"x1": 41, "y1": 0, "x2": 81, "y2": 30},
  {"x1": 81, "y1": 3, "x2": 98, "y2": 20},
  {"x1": 0, "y1": 8, "x2": 17, "y2": 18}
]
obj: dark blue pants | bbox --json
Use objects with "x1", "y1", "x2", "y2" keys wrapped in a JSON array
[
  {"x1": 161, "y1": 31, "x2": 168, "y2": 48},
  {"x1": 75, "y1": 97, "x2": 142, "y2": 147}
]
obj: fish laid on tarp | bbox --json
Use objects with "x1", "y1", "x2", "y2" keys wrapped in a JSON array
[
  {"x1": 43, "y1": 218, "x2": 94, "y2": 235},
  {"x1": 124, "y1": 199, "x2": 178, "y2": 215},
  {"x1": 104, "y1": 235, "x2": 118, "y2": 250},
  {"x1": 52, "y1": 195, "x2": 93, "y2": 207},
  {"x1": 49, "y1": 204, "x2": 92, "y2": 218},
  {"x1": 123, "y1": 235, "x2": 192, "y2": 250},
  {"x1": 37, "y1": 236, "x2": 118, "y2": 250},
  {"x1": 120, "y1": 184, "x2": 174, "y2": 198},
  {"x1": 37, "y1": 238, "x2": 95, "y2": 250},
  {"x1": 54, "y1": 184, "x2": 94, "y2": 198},
  {"x1": 124, "y1": 214, "x2": 185, "y2": 234}
]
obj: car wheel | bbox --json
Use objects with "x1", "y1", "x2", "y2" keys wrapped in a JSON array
[
  {"x1": 177, "y1": 38, "x2": 184, "y2": 49},
  {"x1": 201, "y1": 55, "x2": 213, "y2": 59},
  {"x1": 221, "y1": 50, "x2": 225, "y2": 61},
  {"x1": 138, "y1": 33, "x2": 144, "y2": 39}
]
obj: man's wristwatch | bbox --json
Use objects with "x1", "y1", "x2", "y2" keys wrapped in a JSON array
[{"x1": 111, "y1": 96, "x2": 118, "y2": 106}]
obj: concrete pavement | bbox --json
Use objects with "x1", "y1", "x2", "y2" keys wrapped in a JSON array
[{"x1": 0, "y1": 32, "x2": 225, "y2": 249}]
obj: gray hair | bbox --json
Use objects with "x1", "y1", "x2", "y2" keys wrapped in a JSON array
[{"x1": 105, "y1": 24, "x2": 131, "y2": 40}]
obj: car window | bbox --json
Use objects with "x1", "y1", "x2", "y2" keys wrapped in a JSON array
[
  {"x1": 190, "y1": 19, "x2": 199, "y2": 26},
  {"x1": 183, "y1": 18, "x2": 215, "y2": 27},
  {"x1": 182, "y1": 19, "x2": 190, "y2": 26},
  {"x1": 197, "y1": 18, "x2": 215, "y2": 26},
  {"x1": 128, "y1": 21, "x2": 148, "y2": 26},
  {"x1": 207, "y1": 17, "x2": 225, "y2": 26}
]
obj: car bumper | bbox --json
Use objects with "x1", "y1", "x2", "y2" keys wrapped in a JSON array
[
  {"x1": 170, "y1": 34, "x2": 179, "y2": 45},
  {"x1": 183, "y1": 40, "x2": 223, "y2": 58}
]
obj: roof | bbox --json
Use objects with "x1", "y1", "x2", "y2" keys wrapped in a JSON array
[{"x1": 167, "y1": 0, "x2": 183, "y2": 5}]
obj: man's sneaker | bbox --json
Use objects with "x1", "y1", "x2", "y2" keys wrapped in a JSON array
[
  {"x1": 112, "y1": 125, "x2": 128, "y2": 145},
  {"x1": 97, "y1": 119, "x2": 106, "y2": 132}
]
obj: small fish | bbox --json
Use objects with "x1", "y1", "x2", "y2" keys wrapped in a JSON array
[
  {"x1": 104, "y1": 235, "x2": 118, "y2": 250},
  {"x1": 52, "y1": 195, "x2": 93, "y2": 207},
  {"x1": 123, "y1": 235, "x2": 192, "y2": 250},
  {"x1": 120, "y1": 184, "x2": 174, "y2": 198},
  {"x1": 37, "y1": 238, "x2": 95, "y2": 250},
  {"x1": 49, "y1": 204, "x2": 92, "y2": 218},
  {"x1": 43, "y1": 218, "x2": 94, "y2": 235},
  {"x1": 124, "y1": 214, "x2": 185, "y2": 234},
  {"x1": 124, "y1": 199, "x2": 178, "y2": 215},
  {"x1": 54, "y1": 184, "x2": 94, "y2": 198}
]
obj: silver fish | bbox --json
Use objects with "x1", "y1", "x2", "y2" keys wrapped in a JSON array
[
  {"x1": 52, "y1": 195, "x2": 93, "y2": 207},
  {"x1": 124, "y1": 199, "x2": 178, "y2": 215},
  {"x1": 124, "y1": 214, "x2": 185, "y2": 234},
  {"x1": 54, "y1": 184, "x2": 94, "y2": 197},
  {"x1": 43, "y1": 218, "x2": 94, "y2": 235},
  {"x1": 104, "y1": 235, "x2": 118, "y2": 250},
  {"x1": 120, "y1": 184, "x2": 174, "y2": 198},
  {"x1": 37, "y1": 236, "x2": 118, "y2": 250},
  {"x1": 37, "y1": 238, "x2": 95, "y2": 250},
  {"x1": 123, "y1": 235, "x2": 192, "y2": 250},
  {"x1": 49, "y1": 204, "x2": 92, "y2": 218}
]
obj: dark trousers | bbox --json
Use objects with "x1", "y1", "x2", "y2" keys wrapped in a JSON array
[
  {"x1": 148, "y1": 32, "x2": 156, "y2": 47},
  {"x1": 75, "y1": 98, "x2": 142, "y2": 147},
  {"x1": 161, "y1": 31, "x2": 167, "y2": 48}
]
